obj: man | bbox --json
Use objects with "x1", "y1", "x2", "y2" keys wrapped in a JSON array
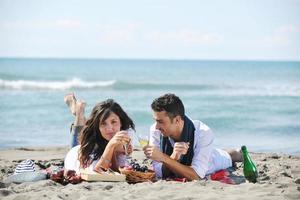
[{"x1": 143, "y1": 93, "x2": 242, "y2": 181}]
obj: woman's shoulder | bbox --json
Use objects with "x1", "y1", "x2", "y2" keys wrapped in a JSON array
[
  {"x1": 67, "y1": 145, "x2": 81, "y2": 153},
  {"x1": 64, "y1": 145, "x2": 81, "y2": 172}
]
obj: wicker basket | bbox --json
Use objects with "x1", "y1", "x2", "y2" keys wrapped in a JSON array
[{"x1": 119, "y1": 167, "x2": 156, "y2": 183}]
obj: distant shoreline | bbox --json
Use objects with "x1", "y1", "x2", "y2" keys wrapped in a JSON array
[{"x1": 1, "y1": 57, "x2": 300, "y2": 62}]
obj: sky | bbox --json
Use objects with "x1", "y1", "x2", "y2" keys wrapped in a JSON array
[{"x1": 0, "y1": 0, "x2": 300, "y2": 60}]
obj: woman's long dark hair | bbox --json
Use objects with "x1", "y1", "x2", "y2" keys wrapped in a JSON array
[{"x1": 78, "y1": 99, "x2": 135, "y2": 167}]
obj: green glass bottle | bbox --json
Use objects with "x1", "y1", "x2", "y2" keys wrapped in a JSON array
[{"x1": 241, "y1": 145, "x2": 258, "y2": 183}]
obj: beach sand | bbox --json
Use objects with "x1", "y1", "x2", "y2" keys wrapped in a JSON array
[{"x1": 0, "y1": 147, "x2": 299, "y2": 200}]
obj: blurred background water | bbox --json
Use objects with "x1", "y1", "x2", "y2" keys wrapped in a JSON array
[{"x1": 0, "y1": 58, "x2": 299, "y2": 154}]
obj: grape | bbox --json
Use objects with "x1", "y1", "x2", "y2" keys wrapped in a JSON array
[{"x1": 127, "y1": 158, "x2": 149, "y2": 172}]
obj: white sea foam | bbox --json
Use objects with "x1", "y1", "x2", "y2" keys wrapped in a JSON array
[
  {"x1": 217, "y1": 85, "x2": 300, "y2": 97},
  {"x1": 0, "y1": 78, "x2": 300, "y2": 97},
  {"x1": 0, "y1": 78, "x2": 116, "y2": 90}
]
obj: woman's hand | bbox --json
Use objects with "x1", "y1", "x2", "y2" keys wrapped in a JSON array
[
  {"x1": 113, "y1": 143, "x2": 133, "y2": 156},
  {"x1": 107, "y1": 131, "x2": 131, "y2": 149},
  {"x1": 126, "y1": 143, "x2": 133, "y2": 154},
  {"x1": 113, "y1": 139, "x2": 133, "y2": 155}
]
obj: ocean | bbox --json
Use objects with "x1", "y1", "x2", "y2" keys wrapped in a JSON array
[{"x1": 0, "y1": 58, "x2": 299, "y2": 154}]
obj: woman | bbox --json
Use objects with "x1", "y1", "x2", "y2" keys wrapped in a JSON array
[{"x1": 63, "y1": 93, "x2": 135, "y2": 174}]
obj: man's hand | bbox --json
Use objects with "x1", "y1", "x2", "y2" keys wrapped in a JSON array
[
  {"x1": 143, "y1": 145, "x2": 165, "y2": 162},
  {"x1": 170, "y1": 142, "x2": 190, "y2": 160},
  {"x1": 143, "y1": 143, "x2": 200, "y2": 181}
]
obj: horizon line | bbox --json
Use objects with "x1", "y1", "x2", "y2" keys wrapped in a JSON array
[{"x1": 0, "y1": 56, "x2": 300, "y2": 62}]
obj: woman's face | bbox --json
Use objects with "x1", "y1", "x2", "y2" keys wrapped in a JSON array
[{"x1": 99, "y1": 112, "x2": 122, "y2": 141}]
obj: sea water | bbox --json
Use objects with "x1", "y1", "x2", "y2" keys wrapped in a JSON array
[{"x1": 0, "y1": 58, "x2": 299, "y2": 154}]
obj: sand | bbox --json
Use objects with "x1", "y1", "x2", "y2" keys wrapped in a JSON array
[{"x1": 0, "y1": 146, "x2": 300, "y2": 200}]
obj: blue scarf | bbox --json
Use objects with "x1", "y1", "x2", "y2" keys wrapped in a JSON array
[{"x1": 160, "y1": 115, "x2": 195, "y2": 167}]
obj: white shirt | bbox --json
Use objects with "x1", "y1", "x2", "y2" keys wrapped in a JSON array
[
  {"x1": 150, "y1": 120, "x2": 232, "y2": 179},
  {"x1": 64, "y1": 129, "x2": 134, "y2": 174}
]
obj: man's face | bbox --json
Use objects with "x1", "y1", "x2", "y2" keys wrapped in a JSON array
[{"x1": 153, "y1": 111, "x2": 178, "y2": 137}]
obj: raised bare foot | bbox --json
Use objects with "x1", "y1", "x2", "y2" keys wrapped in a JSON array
[
  {"x1": 76, "y1": 100, "x2": 86, "y2": 115},
  {"x1": 74, "y1": 100, "x2": 86, "y2": 126},
  {"x1": 64, "y1": 93, "x2": 77, "y2": 116}
]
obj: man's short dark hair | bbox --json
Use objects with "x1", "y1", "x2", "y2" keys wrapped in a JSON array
[{"x1": 151, "y1": 93, "x2": 185, "y2": 120}]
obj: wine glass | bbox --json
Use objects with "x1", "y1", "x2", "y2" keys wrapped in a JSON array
[{"x1": 138, "y1": 136, "x2": 149, "y2": 148}]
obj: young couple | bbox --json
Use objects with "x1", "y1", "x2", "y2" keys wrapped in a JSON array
[{"x1": 64, "y1": 93, "x2": 242, "y2": 181}]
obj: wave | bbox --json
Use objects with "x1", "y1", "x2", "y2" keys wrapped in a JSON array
[
  {"x1": 114, "y1": 81, "x2": 215, "y2": 90},
  {"x1": 0, "y1": 78, "x2": 216, "y2": 91},
  {"x1": 0, "y1": 78, "x2": 299, "y2": 96},
  {"x1": 0, "y1": 78, "x2": 116, "y2": 90}
]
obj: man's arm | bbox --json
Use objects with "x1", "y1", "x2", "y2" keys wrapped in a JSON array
[
  {"x1": 161, "y1": 163, "x2": 173, "y2": 178},
  {"x1": 162, "y1": 154, "x2": 200, "y2": 181},
  {"x1": 144, "y1": 145, "x2": 200, "y2": 181},
  {"x1": 162, "y1": 141, "x2": 191, "y2": 178}
]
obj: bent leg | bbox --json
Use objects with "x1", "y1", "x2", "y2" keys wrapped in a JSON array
[
  {"x1": 70, "y1": 100, "x2": 86, "y2": 147},
  {"x1": 207, "y1": 148, "x2": 233, "y2": 175},
  {"x1": 64, "y1": 93, "x2": 77, "y2": 116},
  {"x1": 74, "y1": 100, "x2": 86, "y2": 126},
  {"x1": 65, "y1": 93, "x2": 86, "y2": 147},
  {"x1": 225, "y1": 149, "x2": 243, "y2": 163},
  {"x1": 70, "y1": 124, "x2": 83, "y2": 147}
]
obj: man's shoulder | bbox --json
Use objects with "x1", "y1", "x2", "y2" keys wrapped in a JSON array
[
  {"x1": 191, "y1": 120, "x2": 214, "y2": 147},
  {"x1": 192, "y1": 119, "x2": 211, "y2": 132}
]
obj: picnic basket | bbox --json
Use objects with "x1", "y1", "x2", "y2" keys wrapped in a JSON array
[{"x1": 119, "y1": 167, "x2": 156, "y2": 183}]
